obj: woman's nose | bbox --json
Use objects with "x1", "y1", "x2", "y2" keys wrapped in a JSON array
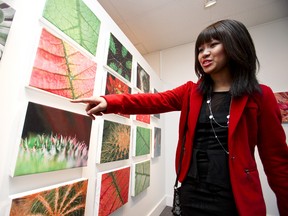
[{"x1": 202, "y1": 48, "x2": 211, "y2": 56}]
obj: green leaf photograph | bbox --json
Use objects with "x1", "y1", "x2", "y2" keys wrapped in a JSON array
[
  {"x1": 132, "y1": 160, "x2": 150, "y2": 196},
  {"x1": 107, "y1": 33, "x2": 132, "y2": 82},
  {"x1": 134, "y1": 126, "x2": 151, "y2": 156},
  {"x1": 43, "y1": 0, "x2": 101, "y2": 56}
]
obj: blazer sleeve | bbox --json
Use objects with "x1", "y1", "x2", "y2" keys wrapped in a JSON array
[
  {"x1": 257, "y1": 85, "x2": 288, "y2": 216},
  {"x1": 102, "y1": 81, "x2": 195, "y2": 115}
]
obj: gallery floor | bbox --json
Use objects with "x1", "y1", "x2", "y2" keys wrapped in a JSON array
[{"x1": 159, "y1": 206, "x2": 173, "y2": 216}]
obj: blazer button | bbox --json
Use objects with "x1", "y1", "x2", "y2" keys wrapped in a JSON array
[{"x1": 230, "y1": 156, "x2": 236, "y2": 160}]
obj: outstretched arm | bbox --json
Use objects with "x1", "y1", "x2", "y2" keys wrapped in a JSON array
[{"x1": 71, "y1": 81, "x2": 195, "y2": 120}]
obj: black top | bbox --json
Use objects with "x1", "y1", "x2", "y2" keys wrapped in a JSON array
[{"x1": 188, "y1": 91, "x2": 232, "y2": 189}]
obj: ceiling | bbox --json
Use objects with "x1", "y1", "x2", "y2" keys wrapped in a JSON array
[{"x1": 97, "y1": 0, "x2": 288, "y2": 55}]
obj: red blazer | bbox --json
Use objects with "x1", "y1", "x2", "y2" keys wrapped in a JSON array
[{"x1": 103, "y1": 81, "x2": 288, "y2": 216}]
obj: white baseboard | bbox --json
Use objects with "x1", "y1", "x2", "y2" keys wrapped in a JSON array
[
  {"x1": 147, "y1": 196, "x2": 166, "y2": 216},
  {"x1": 165, "y1": 194, "x2": 173, "y2": 207},
  {"x1": 147, "y1": 194, "x2": 176, "y2": 216}
]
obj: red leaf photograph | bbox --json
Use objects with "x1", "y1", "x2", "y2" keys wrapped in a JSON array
[
  {"x1": 136, "y1": 114, "x2": 151, "y2": 124},
  {"x1": 29, "y1": 29, "x2": 97, "y2": 99},
  {"x1": 105, "y1": 72, "x2": 131, "y2": 118},
  {"x1": 105, "y1": 72, "x2": 131, "y2": 95},
  {"x1": 97, "y1": 166, "x2": 130, "y2": 216}
]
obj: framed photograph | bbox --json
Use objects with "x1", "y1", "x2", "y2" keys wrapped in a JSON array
[
  {"x1": 12, "y1": 102, "x2": 92, "y2": 176},
  {"x1": 153, "y1": 89, "x2": 160, "y2": 119},
  {"x1": 95, "y1": 166, "x2": 130, "y2": 216},
  {"x1": 136, "y1": 114, "x2": 151, "y2": 124},
  {"x1": 42, "y1": 0, "x2": 101, "y2": 55},
  {"x1": 274, "y1": 91, "x2": 288, "y2": 123},
  {"x1": 0, "y1": 1, "x2": 16, "y2": 62},
  {"x1": 29, "y1": 29, "x2": 97, "y2": 99},
  {"x1": 105, "y1": 72, "x2": 131, "y2": 118},
  {"x1": 107, "y1": 33, "x2": 132, "y2": 82},
  {"x1": 136, "y1": 63, "x2": 150, "y2": 93},
  {"x1": 97, "y1": 120, "x2": 131, "y2": 164},
  {"x1": 133, "y1": 126, "x2": 151, "y2": 157},
  {"x1": 105, "y1": 72, "x2": 131, "y2": 95},
  {"x1": 9, "y1": 178, "x2": 88, "y2": 216},
  {"x1": 152, "y1": 127, "x2": 161, "y2": 158},
  {"x1": 131, "y1": 159, "x2": 150, "y2": 196}
]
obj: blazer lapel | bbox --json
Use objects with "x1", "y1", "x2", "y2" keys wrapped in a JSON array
[
  {"x1": 188, "y1": 89, "x2": 203, "y2": 133},
  {"x1": 229, "y1": 95, "x2": 248, "y2": 137}
]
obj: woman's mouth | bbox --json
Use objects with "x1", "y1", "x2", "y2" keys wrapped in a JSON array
[{"x1": 202, "y1": 60, "x2": 212, "y2": 67}]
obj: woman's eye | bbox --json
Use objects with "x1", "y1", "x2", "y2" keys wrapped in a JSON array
[
  {"x1": 210, "y1": 42, "x2": 218, "y2": 47},
  {"x1": 198, "y1": 47, "x2": 204, "y2": 52}
]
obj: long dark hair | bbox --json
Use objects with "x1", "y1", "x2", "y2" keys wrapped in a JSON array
[{"x1": 195, "y1": 19, "x2": 261, "y2": 97}]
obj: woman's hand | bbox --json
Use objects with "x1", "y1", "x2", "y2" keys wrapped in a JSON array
[{"x1": 71, "y1": 96, "x2": 108, "y2": 120}]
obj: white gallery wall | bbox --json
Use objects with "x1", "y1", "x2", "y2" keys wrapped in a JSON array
[{"x1": 145, "y1": 17, "x2": 288, "y2": 216}]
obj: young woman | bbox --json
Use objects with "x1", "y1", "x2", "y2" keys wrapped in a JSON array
[{"x1": 72, "y1": 20, "x2": 288, "y2": 215}]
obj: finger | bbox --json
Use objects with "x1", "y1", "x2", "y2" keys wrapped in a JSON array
[
  {"x1": 85, "y1": 103, "x2": 97, "y2": 112},
  {"x1": 70, "y1": 98, "x2": 95, "y2": 103},
  {"x1": 87, "y1": 104, "x2": 105, "y2": 115},
  {"x1": 87, "y1": 113, "x2": 96, "y2": 120}
]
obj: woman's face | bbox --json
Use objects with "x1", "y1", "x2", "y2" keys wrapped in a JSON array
[{"x1": 197, "y1": 39, "x2": 229, "y2": 76}]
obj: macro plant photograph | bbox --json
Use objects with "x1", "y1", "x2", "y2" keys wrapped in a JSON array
[
  {"x1": 134, "y1": 126, "x2": 151, "y2": 157},
  {"x1": 100, "y1": 120, "x2": 131, "y2": 163},
  {"x1": 105, "y1": 72, "x2": 131, "y2": 95},
  {"x1": 107, "y1": 33, "x2": 132, "y2": 82},
  {"x1": 136, "y1": 114, "x2": 150, "y2": 124},
  {"x1": 0, "y1": 1, "x2": 15, "y2": 61},
  {"x1": 136, "y1": 63, "x2": 150, "y2": 93},
  {"x1": 131, "y1": 160, "x2": 150, "y2": 197},
  {"x1": 29, "y1": 29, "x2": 97, "y2": 99},
  {"x1": 97, "y1": 167, "x2": 130, "y2": 216},
  {"x1": 153, "y1": 89, "x2": 161, "y2": 119},
  {"x1": 42, "y1": 0, "x2": 101, "y2": 56},
  {"x1": 105, "y1": 73, "x2": 131, "y2": 118},
  {"x1": 10, "y1": 179, "x2": 88, "y2": 216},
  {"x1": 153, "y1": 127, "x2": 161, "y2": 158},
  {"x1": 13, "y1": 102, "x2": 92, "y2": 176},
  {"x1": 274, "y1": 91, "x2": 288, "y2": 122}
]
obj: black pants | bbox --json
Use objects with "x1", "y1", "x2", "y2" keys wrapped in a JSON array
[{"x1": 179, "y1": 178, "x2": 238, "y2": 216}]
